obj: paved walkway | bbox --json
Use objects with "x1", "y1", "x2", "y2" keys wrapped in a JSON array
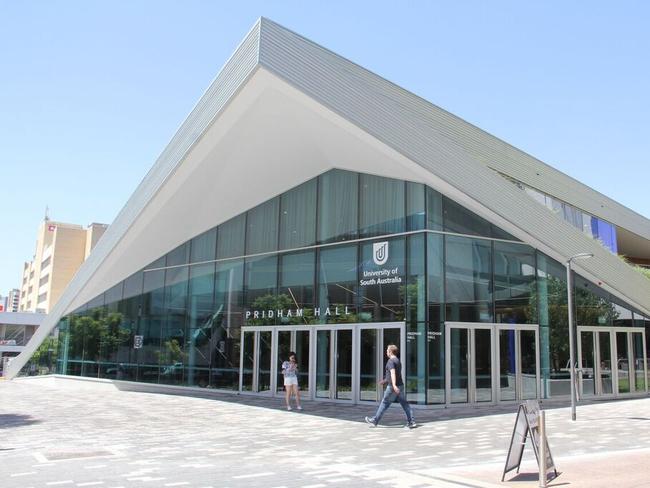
[{"x1": 0, "y1": 376, "x2": 649, "y2": 487}]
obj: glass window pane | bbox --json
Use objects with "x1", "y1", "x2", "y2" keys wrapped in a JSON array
[
  {"x1": 426, "y1": 186, "x2": 443, "y2": 231},
  {"x1": 317, "y1": 169, "x2": 358, "y2": 243},
  {"x1": 160, "y1": 266, "x2": 189, "y2": 386},
  {"x1": 359, "y1": 237, "x2": 405, "y2": 322},
  {"x1": 443, "y1": 196, "x2": 492, "y2": 237},
  {"x1": 494, "y1": 242, "x2": 536, "y2": 324},
  {"x1": 246, "y1": 197, "x2": 279, "y2": 255},
  {"x1": 359, "y1": 174, "x2": 405, "y2": 237},
  {"x1": 123, "y1": 272, "x2": 143, "y2": 299},
  {"x1": 166, "y1": 243, "x2": 190, "y2": 267},
  {"x1": 279, "y1": 251, "x2": 315, "y2": 323},
  {"x1": 245, "y1": 255, "x2": 278, "y2": 323},
  {"x1": 279, "y1": 178, "x2": 317, "y2": 250},
  {"x1": 105, "y1": 282, "x2": 123, "y2": 306},
  {"x1": 317, "y1": 244, "x2": 358, "y2": 323},
  {"x1": 217, "y1": 214, "x2": 246, "y2": 259},
  {"x1": 144, "y1": 256, "x2": 165, "y2": 270},
  {"x1": 186, "y1": 263, "x2": 215, "y2": 388},
  {"x1": 140, "y1": 268, "x2": 165, "y2": 383},
  {"x1": 406, "y1": 182, "x2": 425, "y2": 231},
  {"x1": 190, "y1": 228, "x2": 217, "y2": 263},
  {"x1": 213, "y1": 259, "x2": 244, "y2": 389},
  {"x1": 445, "y1": 236, "x2": 492, "y2": 322},
  {"x1": 575, "y1": 276, "x2": 615, "y2": 327}
]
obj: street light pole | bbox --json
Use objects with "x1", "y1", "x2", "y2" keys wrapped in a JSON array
[{"x1": 566, "y1": 252, "x2": 594, "y2": 422}]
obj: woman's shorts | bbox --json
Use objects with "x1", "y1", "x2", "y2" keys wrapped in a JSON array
[{"x1": 284, "y1": 377, "x2": 298, "y2": 386}]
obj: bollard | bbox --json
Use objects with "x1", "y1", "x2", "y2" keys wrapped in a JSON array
[{"x1": 539, "y1": 410, "x2": 547, "y2": 488}]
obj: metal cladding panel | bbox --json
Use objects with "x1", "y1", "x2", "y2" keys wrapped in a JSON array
[
  {"x1": 258, "y1": 20, "x2": 650, "y2": 242},
  {"x1": 257, "y1": 18, "x2": 650, "y2": 314},
  {"x1": 5, "y1": 22, "x2": 262, "y2": 379}
]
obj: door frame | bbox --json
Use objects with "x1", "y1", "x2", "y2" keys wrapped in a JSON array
[
  {"x1": 356, "y1": 323, "x2": 407, "y2": 403},
  {"x1": 445, "y1": 322, "x2": 540, "y2": 406},
  {"x1": 577, "y1": 326, "x2": 648, "y2": 398},
  {"x1": 239, "y1": 322, "x2": 406, "y2": 404}
]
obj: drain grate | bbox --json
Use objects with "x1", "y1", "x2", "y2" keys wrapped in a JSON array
[{"x1": 41, "y1": 449, "x2": 114, "y2": 461}]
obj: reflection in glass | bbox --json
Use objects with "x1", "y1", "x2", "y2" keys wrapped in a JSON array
[
  {"x1": 599, "y1": 332, "x2": 613, "y2": 394},
  {"x1": 520, "y1": 330, "x2": 537, "y2": 399},
  {"x1": 316, "y1": 330, "x2": 331, "y2": 398},
  {"x1": 494, "y1": 242, "x2": 536, "y2": 324},
  {"x1": 450, "y1": 328, "x2": 468, "y2": 403},
  {"x1": 445, "y1": 236, "x2": 492, "y2": 322},
  {"x1": 279, "y1": 178, "x2": 317, "y2": 249},
  {"x1": 190, "y1": 228, "x2": 217, "y2": 263},
  {"x1": 186, "y1": 263, "x2": 215, "y2": 388},
  {"x1": 295, "y1": 330, "x2": 310, "y2": 393},
  {"x1": 579, "y1": 331, "x2": 595, "y2": 397},
  {"x1": 616, "y1": 332, "x2": 630, "y2": 394},
  {"x1": 217, "y1": 214, "x2": 246, "y2": 259},
  {"x1": 336, "y1": 329, "x2": 353, "y2": 400},
  {"x1": 475, "y1": 329, "x2": 492, "y2": 402},
  {"x1": 632, "y1": 332, "x2": 646, "y2": 392},
  {"x1": 245, "y1": 256, "x2": 278, "y2": 324},
  {"x1": 317, "y1": 245, "x2": 357, "y2": 323},
  {"x1": 318, "y1": 169, "x2": 358, "y2": 243},
  {"x1": 246, "y1": 198, "x2": 279, "y2": 255},
  {"x1": 406, "y1": 182, "x2": 425, "y2": 231},
  {"x1": 427, "y1": 321, "x2": 444, "y2": 404},
  {"x1": 258, "y1": 331, "x2": 272, "y2": 393},
  {"x1": 241, "y1": 331, "x2": 254, "y2": 391},
  {"x1": 499, "y1": 329, "x2": 517, "y2": 401},
  {"x1": 359, "y1": 329, "x2": 377, "y2": 401},
  {"x1": 279, "y1": 251, "x2": 315, "y2": 324},
  {"x1": 277, "y1": 331, "x2": 292, "y2": 393},
  {"x1": 359, "y1": 174, "x2": 405, "y2": 237}
]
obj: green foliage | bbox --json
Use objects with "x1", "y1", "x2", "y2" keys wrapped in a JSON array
[{"x1": 68, "y1": 309, "x2": 131, "y2": 361}]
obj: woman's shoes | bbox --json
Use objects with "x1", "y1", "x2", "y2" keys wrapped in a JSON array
[
  {"x1": 286, "y1": 406, "x2": 292, "y2": 411},
  {"x1": 296, "y1": 405, "x2": 303, "y2": 410}
]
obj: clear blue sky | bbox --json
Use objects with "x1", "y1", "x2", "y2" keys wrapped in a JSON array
[{"x1": 1, "y1": 1, "x2": 649, "y2": 293}]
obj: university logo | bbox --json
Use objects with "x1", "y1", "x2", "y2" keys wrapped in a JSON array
[{"x1": 373, "y1": 241, "x2": 389, "y2": 266}]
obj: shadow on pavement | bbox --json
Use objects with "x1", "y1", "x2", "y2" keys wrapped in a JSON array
[{"x1": 0, "y1": 413, "x2": 41, "y2": 429}]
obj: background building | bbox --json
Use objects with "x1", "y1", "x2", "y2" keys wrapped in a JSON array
[
  {"x1": 7, "y1": 288, "x2": 20, "y2": 312},
  {"x1": 0, "y1": 311, "x2": 45, "y2": 375},
  {"x1": 20, "y1": 220, "x2": 107, "y2": 313}
]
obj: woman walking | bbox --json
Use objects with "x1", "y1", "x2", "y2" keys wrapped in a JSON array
[{"x1": 282, "y1": 352, "x2": 303, "y2": 411}]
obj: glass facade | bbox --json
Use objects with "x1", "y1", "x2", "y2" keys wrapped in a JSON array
[
  {"x1": 504, "y1": 175, "x2": 619, "y2": 253},
  {"x1": 53, "y1": 169, "x2": 649, "y2": 404}
]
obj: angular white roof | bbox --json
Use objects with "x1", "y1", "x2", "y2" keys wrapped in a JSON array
[{"x1": 7, "y1": 18, "x2": 650, "y2": 379}]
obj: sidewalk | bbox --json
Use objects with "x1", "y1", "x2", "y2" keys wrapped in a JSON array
[{"x1": 1, "y1": 376, "x2": 649, "y2": 487}]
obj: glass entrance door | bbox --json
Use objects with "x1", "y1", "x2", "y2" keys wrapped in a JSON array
[
  {"x1": 578, "y1": 327, "x2": 648, "y2": 398},
  {"x1": 240, "y1": 328, "x2": 273, "y2": 394},
  {"x1": 276, "y1": 328, "x2": 311, "y2": 396},
  {"x1": 313, "y1": 323, "x2": 405, "y2": 403},
  {"x1": 446, "y1": 322, "x2": 539, "y2": 405},
  {"x1": 357, "y1": 324, "x2": 405, "y2": 403},
  {"x1": 446, "y1": 324, "x2": 494, "y2": 404},
  {"x1": 242, "y1": 322, "x2": 406, "y2": 404}
]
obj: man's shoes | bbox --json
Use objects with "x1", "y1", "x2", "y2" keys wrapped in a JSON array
[
  {"x1": 365, "y1": 416, "x2": 377, "y2": 427},
  {"x1": 287, "y1": 406, "x2": 292, "y2": 411},
  {"x1": 296, "y1": 406, "x2": 303, "y2": 411},
  {"x1": 406, "y1": 420, "x2": 417, "y2": 429}
]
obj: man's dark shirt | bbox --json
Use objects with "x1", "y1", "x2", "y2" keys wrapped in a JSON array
[{"x1": 384, "y1": 356, "x2": 404, "y2": 387}]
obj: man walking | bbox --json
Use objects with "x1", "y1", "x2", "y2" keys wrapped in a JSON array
[{"x1": 365, "y1": 344, "x2": 416, "y2": 428}]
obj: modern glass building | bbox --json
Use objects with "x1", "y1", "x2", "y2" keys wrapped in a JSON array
[{"x1": 10, "y1": 19, "x2": 650, "y2": 409}]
